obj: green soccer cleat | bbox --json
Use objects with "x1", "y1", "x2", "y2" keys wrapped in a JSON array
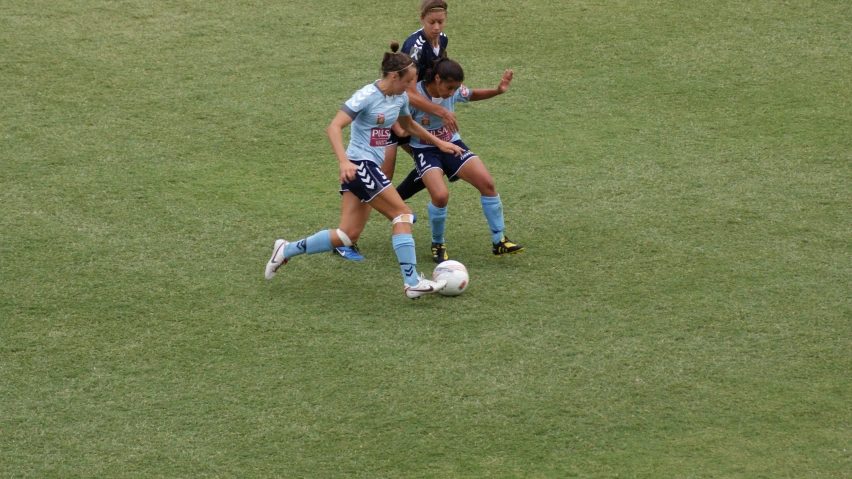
[
  {"x1": 431, "y1": 242, "x2": 449, "y2": 263},
  {"x1": 492, "y1": 237, "x2": 524, "y2": 256}
]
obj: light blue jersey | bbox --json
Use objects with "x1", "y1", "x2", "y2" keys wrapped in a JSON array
[
  {"x1": 341, "y1": 81, "x2": 410, "y2": 167},
  {"x1": 409, "y1": 81, "x2": 472, "y2": 149}
]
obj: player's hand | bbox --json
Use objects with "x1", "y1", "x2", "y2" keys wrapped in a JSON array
[
  {"x1": 438, "y1": 109, "x2": 458, "y2": 133},
  {"x1": 438, "y1": 141, "x2": 464, "y2": 157},
  {"x1": 339, "y1": 160, "x2": 357, "y2": 183},
  {"x1": 497, "y1": 69, "x2": 514, "y2": 94}
]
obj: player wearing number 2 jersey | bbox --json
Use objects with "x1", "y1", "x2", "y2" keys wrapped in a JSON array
[{"x1": 408, "y1": 57, "x2": 524, "y2": 263}]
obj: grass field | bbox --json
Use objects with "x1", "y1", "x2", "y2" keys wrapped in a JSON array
[{"x1": 2, "y1": 0, "x2": 850, "y2": 477}]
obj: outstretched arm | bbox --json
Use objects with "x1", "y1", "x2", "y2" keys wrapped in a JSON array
[{"x1": 470, "y1": 69, "x2": 514, "y2": 102}]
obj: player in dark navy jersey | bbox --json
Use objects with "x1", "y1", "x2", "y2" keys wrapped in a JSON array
[
  {"x1": 388, "y1": 0, "x2": 455, "y2": 158},
  {"x1": 335, "y1": 0, "x2": 457, "y2": 261}
]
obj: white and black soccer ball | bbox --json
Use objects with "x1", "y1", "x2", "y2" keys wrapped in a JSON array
[{"x1": 432, "y1": 260, "x2": 469, "y2": 296}]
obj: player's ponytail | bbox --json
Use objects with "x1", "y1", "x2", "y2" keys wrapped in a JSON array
[
  {"x1": 382, "y1": 41, "x2": 414, "y2": 77},
  {"x1": 425, "y1": 57, "x2": 464, "y2": 85}
]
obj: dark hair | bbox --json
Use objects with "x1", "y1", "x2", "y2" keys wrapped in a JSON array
[
  {"x1": 420, "y1": 0, "x2": 448, "y2": 18},
  {"x1": 381, "y1": 41, "x2": 414, "y2": 77},
  {"x1": 425, "y1": 57, "x2": 464, "y2": 85}
]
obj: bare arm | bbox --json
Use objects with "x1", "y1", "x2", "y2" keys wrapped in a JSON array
[
  {"x1": 326, "y1": 110, "x2": 357, "y2": 183},
  {"x1": 398, "y1": 115, "x2": 464, "y2": 157},
  {"x1": 470, "y1": 69, "x2": 514, "y2": 102},
  {"x1": 405, "y1": 80, "x2": 458, "y2": 133}
]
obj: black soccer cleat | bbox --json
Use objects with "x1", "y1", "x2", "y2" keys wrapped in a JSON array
[
  {"x1": 431, "y1": 242, "x2": 449, "y2": 263},
  {"x1": 492, "y1": 237, "x2": 524, "y2": 256}
]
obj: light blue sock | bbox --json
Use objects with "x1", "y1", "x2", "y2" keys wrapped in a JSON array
[
  {"x1": 284, "y1": 230, "x2": 333, "y2": 259},
  {"x1": 480, "y1": 195, "x2": 505, "y2": 243},
  {"x1": 392, "y1": 233, "x2": 419, "y2": 287},
  {"x1": 428, "y1": 202, "x2": 447, "y2": 244}
]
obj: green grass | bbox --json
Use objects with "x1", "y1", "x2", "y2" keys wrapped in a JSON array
[{"x1": 2, "y1": 0, "x2": 850, "y2": 477}]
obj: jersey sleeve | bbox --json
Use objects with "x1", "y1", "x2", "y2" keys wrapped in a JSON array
[
  {"x1": 398, "y1": 93, "x2": 411, "y2": 117},
  {"x1": 402, "y1": 33, "x2": 422, "y2": 62},
  {"x1": 454, "y1": 84, "x2": 472, "y2": 104},
  {"x1": 341, "y1": 86, "x2": 374, "y2": 118}
]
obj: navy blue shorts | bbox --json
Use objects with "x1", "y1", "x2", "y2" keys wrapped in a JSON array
[
  {"x1": 339, "y1": 160, "x2": 392, "y2": 202},
  {"x1": 412, "y1": 140, "x2": 476, "y2": 181}
]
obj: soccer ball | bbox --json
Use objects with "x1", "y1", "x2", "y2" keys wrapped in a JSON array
[{"x1": 432, "y1": 260, "x2": 469, "y2": 296}]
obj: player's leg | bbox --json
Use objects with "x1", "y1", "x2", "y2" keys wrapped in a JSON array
[
  {"x1": 382, "y1": 144, "x2": 398, "y2": 181},
  {"x1": 384, "y1": 143, "x2": 419, "y2": 223},
  {"x1": 287, "y1": 193, "x2": 369, "y2": 258},
  {"x1": 395, "y1": 133, "x2": 427, "y2": 201},
  {"x1": 395, "y1": 167, "x2": 427, "y2": 201},
  {"x1": 332, "y1": 189, "x2": 370, "y2": 261},
  {"x1": 420, "y1": 168, "x2": 450, "y2": 263},
  {"x1": 414, "y1": 148, "x2": 454, "y2": 262},
  {"x1": 455, "y1": 156, "x2": 524, "y2": 256},
  {"x1": 265, "y1": 192, "x2": 371, "y2": 279},
  {"x1": 337, "y1": 192, "x2": 373, "y2": 245},
  {"x1": 333, "y1": 140, "x2": 409, "y2": 263},
  {"x1": 334, "y1": 135, "x2": 406, "y2": 262},
  {"x1": 368, "y1": 187, "x2": 446, "y2": 298}
]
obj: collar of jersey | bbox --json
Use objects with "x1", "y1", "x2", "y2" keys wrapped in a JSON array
[
  {"x1": 373, "y1": 80, "x2": 397, "y2": 101},
  {"x1": 420, "y1": 81, "x2": 443, "y2": 104},
  {"x1": 416, "y1": 29, "x2": 447, "y2": 40},
  {"x1": 419, "y1": 81, "x2": 432, "y2": 100}
]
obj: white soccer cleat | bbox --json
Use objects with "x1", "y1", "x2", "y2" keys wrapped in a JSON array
[
  {"x1": 265, "y1": 239, "x2": 289, "y2": 280},
  {"x1": 404, "y1": 273, "x2": 448, "y2": 299}
]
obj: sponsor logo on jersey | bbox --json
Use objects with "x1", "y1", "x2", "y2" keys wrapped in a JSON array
[
  {"x1": 369, "y1": 128, "x2": 391, "y2": 147},
  {"x1": 421, "y1": 126, "x2": 453, "y2": 145},
  {"x1": 377, "y1": 113, "x2": 385, "y2": 125},
  {"x1": 460, "y1": 86, "x2": 469, "y2": 98}
]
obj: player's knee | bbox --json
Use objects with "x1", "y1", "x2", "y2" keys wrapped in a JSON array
[
  {"x1": 478, "y1": 177, "x2": 497, "y2": 196},
  {"x1": 431, "y1": 191, "x2": 449, "y2": 208},
  {"x1": 337, "y1": 228, "x2": 359, "y2": 245},
  {"x1": 391, "y1": 207, "x2": 414, "y2": 226}
]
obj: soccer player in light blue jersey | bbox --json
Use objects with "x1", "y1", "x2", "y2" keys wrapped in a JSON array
[
  {"x1": 334, "y1": 0, "x2": 456, "y2": 261},
  {"x1": 265, "y1": 42, "x2": 464, "y2": 299},
  {"x1": 408, "y1": 57, "x2": 524, "y2": 263}
]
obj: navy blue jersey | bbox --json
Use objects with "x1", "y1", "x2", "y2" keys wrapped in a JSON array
[{"x1": 402, "y1": 29, "x2": 448, "y2": 81}]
